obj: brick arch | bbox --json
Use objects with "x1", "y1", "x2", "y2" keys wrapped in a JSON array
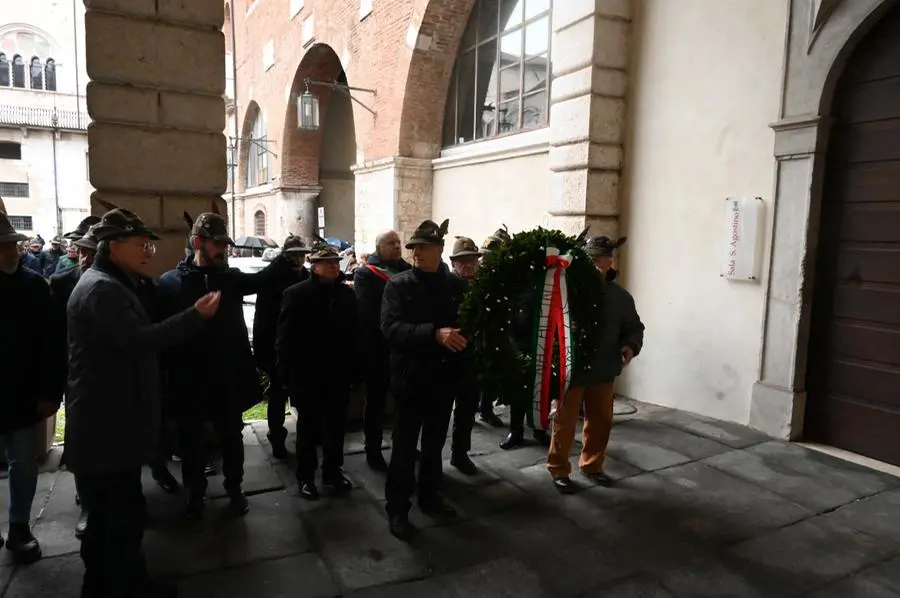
[
  {"x1": 280, "y1": 43, "x2": 349, "y2": 188},
  {"x1": 393, "y1": 0, "x2": 477, "y2": 159},
  {"x1": 237, "y1": 100, "x2": 262, "y2": 194}
]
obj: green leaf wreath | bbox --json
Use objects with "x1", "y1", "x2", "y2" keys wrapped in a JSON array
[{"x1": 459, "y1": 227, "x2": 606, "y2": 406}]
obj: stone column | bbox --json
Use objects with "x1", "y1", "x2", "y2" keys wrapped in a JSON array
[
  {"x1": 352, "y1": 156, "x2": 433, "y2": 252},
  {"x1": 750, "y1": 116, "x2": 832, "y2": 440},
  {"x1": 84, "y1": 0, "x2": 226, "y2": 277},
  {"x1": 276, "y1": 185, "x2": 320, "y2": 242},
  {"x1": 547, "y1": 1, "x2": 631, "y2": 239}
]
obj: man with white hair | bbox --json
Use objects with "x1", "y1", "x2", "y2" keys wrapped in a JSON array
[{"x1": 354, "y1": 230, "x2": 411, "y2": 471}]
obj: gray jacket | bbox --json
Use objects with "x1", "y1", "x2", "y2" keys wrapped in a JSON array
[{"x1": 65, "y1": 265, "x2": 204, "y2": 476}]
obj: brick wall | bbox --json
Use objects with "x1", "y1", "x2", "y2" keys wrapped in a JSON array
[{"x1": 229, "y1": 0, "x2": 478, "y2": 188}]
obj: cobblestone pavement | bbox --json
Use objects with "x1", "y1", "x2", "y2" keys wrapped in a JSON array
[{"x1": 2, "y1": 401, "x2": 900, "y2": 597}]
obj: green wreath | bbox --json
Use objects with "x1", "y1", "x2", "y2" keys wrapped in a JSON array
[{"x1": 460, "y1": 228, "x2": 606, "y2": 409}]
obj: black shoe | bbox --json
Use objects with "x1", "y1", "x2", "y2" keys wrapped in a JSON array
[
  {"x1": 500, "y1": 432, "x2": 524, "y2": 450},
  {"x1": 185, "y1": 494, "x2": 206, "y2": 520},
  {"x1": 552, "y1": 477, "x2": 577, "y2": 494},
  {"x1": 418, "y1": 497, "x2": 457, "y2": 519},
  {"x1": 479, "y1": 412, "x2": 504, "y2": 428},
  {"x1": 388, "y1": 514, "x2": 416, "y2": 542},
  {"x1": 75, "y1": 509, "x2": 88, "y2": 539},
  {"x1": 582, "y1": 470, "x2": 614, "y2": 487},
  {"x1": 6, "y1": 522, "x2": 41, "y2": 564},
  {"x1": 366, "y1": 451, "x2": 388, "y2": 472},
  {"x1": 298, "y1": 480, "x2": 319, "y2": 501},
  {"x1": 533, "y1": 429, "x2": 550, "y2": 447},
  {"x1": 267, "y1": 432, "x2": 288, "y2": 460},
  {"x1": 227, "y1": 490, "x2": 249, "y2": 516},
  {"x1": 323, "y1": 471, "x2": 352, "y2": 494},
  {"x1": 450, "y1": 453, "x2": 477, "y2": 475},
  {"x1": 152, "y1": 468, "x2": 182, "y2": 494}
]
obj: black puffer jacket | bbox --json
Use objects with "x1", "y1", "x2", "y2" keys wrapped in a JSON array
[
  {"x1": 157, "y1": 257, "x2": 271, "y2": 415},
  {"x1": 276, "y1": 273, "x2": 361, "y2": 399},
  {"x1": 381, "y1": 264, "x2": 468, "y2": 396},
  {"x1": 0, "y1": 264, "x2": 65, "y2": 433},
  {"x1": 252, "y1": 254, "x2": 308, "y2": 372},
  {"x1": 354, "y1": 253, "x2": 411, "y2": 369}
]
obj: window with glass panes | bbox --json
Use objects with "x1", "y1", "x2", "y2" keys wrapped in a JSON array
[
  {"x1": 442, "y1": 0, "x2": 552, "y2": 147},
  {"x1": 246, "y1": 111, "x2": 269, "y2": 189}
]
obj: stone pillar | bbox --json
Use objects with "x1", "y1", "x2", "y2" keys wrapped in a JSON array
[
  {"x1": 84, "y1": 0, "x2": 226, "y2": 277},
  {"x1": 750, "y1": 116, "x2": 832, "y2": 440},
  {"x1": 276, "y1": 185, "x2": 320, "y2": 242},
  {"x1": 547, "y1": 1, "x2": 631, "y2": 239},
  {"x1": 352, "y1": 157, "x2": 433, "y2": 252}
]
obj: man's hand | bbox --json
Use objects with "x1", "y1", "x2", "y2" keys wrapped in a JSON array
[
  {"x1": 621, "y1": 346, "x2": 634, "y2": 367},
  {"x1": 37, "y1": 400, "x2": 58, "y2": 419},
  {"x1": 436, "y1": 328, "x2": 468, "y2": 352},
  {"x1": 194, "y1": 291, "x2": 222, "y2": 319}
]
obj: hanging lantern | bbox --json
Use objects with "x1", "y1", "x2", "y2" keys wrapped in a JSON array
[{"x1": 297, "y1": 81, "x2": 320, "y2": 130}]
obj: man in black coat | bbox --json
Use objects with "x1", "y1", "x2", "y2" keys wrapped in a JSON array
[
  {"x1": 66, "y1": 208, "x2": 220, "y2": 597},
  {"x1": 276, "y1": 239, "x2": 360, "y2": 500},
  {"x1": 0, "y1": 212, "x2": 65, "y2": 563},
  {"x1": 382, "y1": 219, "x2": 468, "y2": 541},
  {"x1": 252, "y1": 234, "x2": 310, "y2": 459},
  {"x1": 157, "y1": 212, "x2": 273, "y2": 519},
  {"x1": 353, "y1": 229, "x2": 410, "y2": 471}
]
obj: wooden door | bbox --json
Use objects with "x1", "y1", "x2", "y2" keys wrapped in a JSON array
[{"x1": 805, "y1": 7, "x2": 900, "y2": 465}]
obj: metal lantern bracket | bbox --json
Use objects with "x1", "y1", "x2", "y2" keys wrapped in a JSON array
[
  {"x1": 227, "y1": 136, "x2": 278, "y2": 159},
  {"x1": 305, "y1": 77, "x2": 377, "y2": 116}
]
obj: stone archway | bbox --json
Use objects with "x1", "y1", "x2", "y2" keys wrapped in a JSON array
[
  {"x1": 750, "y1": 0, "x2": 900, "y2": 440},
  {"x1": 279, "y1": 43, "x2": 356, "y2": 243}
]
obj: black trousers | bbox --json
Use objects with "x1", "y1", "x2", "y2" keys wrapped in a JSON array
[
  {"x1": 479, "y1": 392, "x2": 496, "y2": 417},
  {"x1": 177, "y1": 409, "x2": 244, "y2": 496},
  {"x1": 295, "y1": 387, "x2": 351, "y2": 481},
  {"x1": 385, "y1": 390, "x2": 454, "y2": 516},
  {"x1": 76, "y1": 469, "x2": 147, "y2": 598},
  {"x1": 451, "y1": 380, "x2": 479, "y2": 454},
  {"x1": 510, "y1": 403, "x2": 526, "y2": 436},
  {"x1": 363, "y1": 352, "x2": 390, "y2": 453},
  {"x1": 266, "y1": 369, "x2": 289, "y2": 443}
]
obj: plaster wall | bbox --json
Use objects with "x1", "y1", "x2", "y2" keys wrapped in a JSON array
[{"x1": 620, "y1": 0, "x2": 787, "y2": 423}]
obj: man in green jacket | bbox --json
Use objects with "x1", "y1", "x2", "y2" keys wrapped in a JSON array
[{"x1": 546, "y1": 236, "x2": 644, "y2": 494}]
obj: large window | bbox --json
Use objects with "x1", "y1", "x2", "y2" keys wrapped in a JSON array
[
  {"x1": 246, "y1": 111, "x2": 269, "y2": 189},
  {"x1": 29, "y1": 57, "x2": 42, "y2": 89},
  {"x1": 0, "y1": 54, "x2": 8, "y2": 87},
  {"x1": 44, "y1": 59, "x2": 56, "y2": 91},
  {"x1": 8, "y1": 215, "x2": 32, "y2": 231},
  {"x1": 442, "y1": 0, "x2": 552, "y2": 147},
  {"x1": 0, "y1": 142, "x2": 21, "y2": 160},
  {"x1": 0, "y1": 182, "x2": 29, "y2": 197},
  {"x1": 11, "y1": 55, "x2": 25, "y2": 88}
]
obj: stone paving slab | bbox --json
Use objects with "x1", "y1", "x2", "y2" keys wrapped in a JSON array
[
  {"x1": 176, "y1": 553, "x2": 338, "y2": 597},
  {"x1": 4, "y1": 553, "x2": 82, "y2": 598},
  {"x1": 805, "y1": 556, "x2": 900, "y2": 597},
  {"x1": 643, "y1": 407, "x2": 771, "y2": 449},
  {"x1": 588, "y1": 573, "x2": 675, "y2": 597},
  {"x1": 704, "y1": 441, "x2": 900, "y2": 512},
  {"x1": 606, "y1": 419, "x2": 733, "y2": 472},
  {"x1": 724, "y1": 515, "x2": 899, "y2": 596},
  {"x1": 658, "y1": 558, "x2": 771, "y2": 598},
  {"x1": 819, "y1": 487, "x2": 900, "y2": 546}
]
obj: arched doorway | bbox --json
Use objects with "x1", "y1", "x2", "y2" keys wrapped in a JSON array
[
  {"x1": 804, "y1": 5, "x2": 900, "y2": 464},
  {"x1": 281, "y1": 44, "x2": 356, "y2": 245}
]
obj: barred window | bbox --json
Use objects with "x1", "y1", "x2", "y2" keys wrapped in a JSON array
[
  {"x1": 442, "y1": 0, "x2": 552, "y2": 147},
  {"x1": 8, "y1": 215, "x2": 33, "y2": 230},
  {"x1": 254, "y1": 210, "x2": 266, "y2": 236},
  {"x1": 0, "y1": 182, "x2": 29, "y2": 197}
]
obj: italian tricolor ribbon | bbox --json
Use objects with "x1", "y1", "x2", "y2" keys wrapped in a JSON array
[{"x1": 529, "y1": 247, "x2": 575, "y2": 431}]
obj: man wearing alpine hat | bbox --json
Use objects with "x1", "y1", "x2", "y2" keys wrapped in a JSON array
[
  {"x1": 253, "y1": 233, "x2": 312, "y2": 459},
  {"x1": 157, "y1": 211, "x2": 273, "y2": 520},
  {"x1": 276, "y1": 237, "x2": 360, "y2": 500},
  {"x1": 66, "y1": 207, "x2": 221, "y2": 597},
  {"x1": 546, "y1": 235, "x2": 644, "y2": 494},
  {"x1": 381, "y1": 219, "x2": 468, "y2": 540}
]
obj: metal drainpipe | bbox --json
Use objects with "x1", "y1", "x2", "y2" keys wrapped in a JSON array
[
  {"x1": 51, "y1": 109, "x2": 61, "y2": 236},
  {"x1": 229, "y1": 0, "x2": 240, "y2": 236}
]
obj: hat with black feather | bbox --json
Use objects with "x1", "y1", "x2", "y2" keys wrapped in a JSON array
[{"x1": 405, "y1": 218, "x2": 449, "y2": 249}]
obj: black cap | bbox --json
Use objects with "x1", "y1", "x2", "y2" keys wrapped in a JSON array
[
  {"x1": 405, "y1": 219, "x2": 449, "y2": 249},
  {"x1": 191, "y1": 212, "x2": 234, "y2": 244},
  {"x1": 63, "y1": 215, "x2": 101, "y2": 240},
  {"x1": 282, "y1": 234, "x2": 310, "y2": 254},
  {"x1": 584, "y1": 236, "x2": 626, "y2": 257},
  {"x1": 93, "y1": 208, "x2": 160, "y2": 242}
]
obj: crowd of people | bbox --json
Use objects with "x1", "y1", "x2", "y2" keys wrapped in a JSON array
[{"x1": 0, "y1": 204, "x2": 644, "y2": 598}]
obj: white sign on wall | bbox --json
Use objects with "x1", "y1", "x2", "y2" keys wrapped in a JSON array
[
  {"x1": 317, "y1": 206, "x2": 326, "y2": 236},
  {"x1": 721, "y1": 197, "x2": 765, "y2": 282}
]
